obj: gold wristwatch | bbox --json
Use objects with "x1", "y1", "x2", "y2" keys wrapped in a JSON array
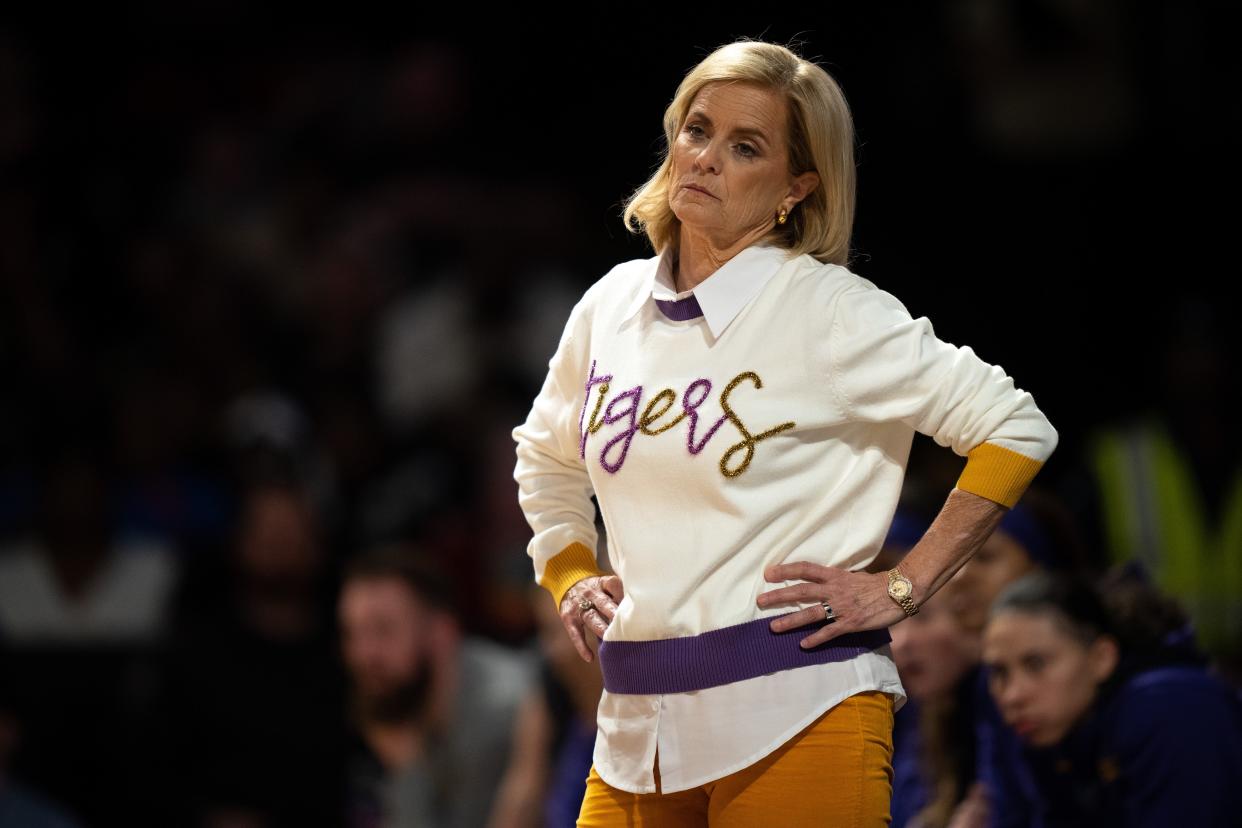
[{"x1": 887, "y1": 567, "x2": 919, "y2": 617}]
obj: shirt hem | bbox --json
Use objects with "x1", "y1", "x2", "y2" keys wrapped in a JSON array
[{"x1": 593, "y1": 677, "x2": 907, "y2": 795}]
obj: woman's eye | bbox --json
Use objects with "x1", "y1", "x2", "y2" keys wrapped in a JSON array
[
  {"x1": 686, "y1": 124, "x2": 705, "y2": 137},
  {"x1": 737, "y1": 143, "x2": 756, "y2": 157}
]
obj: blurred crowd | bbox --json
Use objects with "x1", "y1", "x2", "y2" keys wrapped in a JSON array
[
  {"x1": 1, "y1": 8, "x2": 1240, "y2": 828},
  {"x1": 0, "y1": 23, "x2": 598, "y2": 828}
]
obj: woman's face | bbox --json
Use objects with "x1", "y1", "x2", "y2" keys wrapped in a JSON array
[
  {"x1": 890, "y1": 589, "x2": 979, "y2": 701},
  {"x1": 667, "y1": 80, "x2": 816, "y2": 250},
  {"x1": 982, "y1": 610, "x2": 1118, "y2": 748},
  {"x1": 945, "y1": 529, "x2": 1036, "y2": 633}
]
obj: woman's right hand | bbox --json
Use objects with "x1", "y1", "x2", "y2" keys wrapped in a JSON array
[{"x1": 559, "y1": 574, "x2": 624, "y2": 663}]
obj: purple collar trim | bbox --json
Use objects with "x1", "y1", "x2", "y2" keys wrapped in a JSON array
[
  {"x1": 597, "y1": 614, "x2": 892, "y2": 694},
  {"x1": 654, "y1": 294, "x2": 704, "y2": 321}
]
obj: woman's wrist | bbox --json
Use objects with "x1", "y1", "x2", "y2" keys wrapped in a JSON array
[{"x1": 896, "y1": 488, "x2": 1007, "y2": 606}]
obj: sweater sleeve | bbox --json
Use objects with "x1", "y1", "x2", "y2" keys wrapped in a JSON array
[
  {"x1": 511, "y1": 296, "x2": 605, "y2": 609},
  {"x1": 826, "y1": 275, "x2": 1058, "y2": 508}
]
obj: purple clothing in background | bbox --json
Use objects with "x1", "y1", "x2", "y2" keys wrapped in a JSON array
[
  {"x1": 891, "y1": 696, "x2": 929, "y2": 828},
  {"x1": 543, "y1": 715, "x2": 595, "y2": 828},
  {"x1": 978, "y1": 658, "x2": 1242, "y2": 827}
]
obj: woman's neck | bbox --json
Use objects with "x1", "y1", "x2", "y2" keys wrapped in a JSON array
[{"x1": 674, "y1": 224, "x2": 773, "y2": 293}]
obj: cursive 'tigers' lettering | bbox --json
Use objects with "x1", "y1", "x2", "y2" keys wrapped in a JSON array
[{"x1": 577, "y1": 359, "x2": 796, "y2": 478}]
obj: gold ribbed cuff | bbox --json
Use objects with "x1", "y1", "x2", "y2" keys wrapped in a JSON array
[
  {"x1": 538, "y1": 541, "x2": 605, "y2": 608},
  {"x1": 955, "y1": 442, "x2": 1044, "y2": 508}
]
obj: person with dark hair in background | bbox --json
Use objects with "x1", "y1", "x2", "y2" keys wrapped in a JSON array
[
  {"x1": 944, "y1": 489, "x2": 1093, "y2": 638},
  {"x1": 932, "y1": 488, "x2": 1095, "y2": 826},
  {"x1": 889, "y1": 582, "x2": 981, "y2": 828},
  {"x1": 338, "y1": 543, "x2": 536, "y2": 828},
  {"x1": 165, "y1": 474, "x2": 344, "y2": 828},
  {"x1": 976, "y1": 568, "x2": 1242, "y2": 827},
  {"x1": 883, "y1": 494, "x2": 1085, "y2": 828}
]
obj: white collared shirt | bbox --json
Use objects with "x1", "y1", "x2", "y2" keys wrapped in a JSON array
[
  {"x1": 513, "y1": 240, "x2": 1057, "y2": 793},
  {"x1": 625, "y1": 241, "x2": 789, "y2": 339}
]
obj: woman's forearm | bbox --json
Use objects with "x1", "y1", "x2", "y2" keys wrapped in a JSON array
[{"x1": 895, "y1": 487, "x2": 1008, "y2": 606}]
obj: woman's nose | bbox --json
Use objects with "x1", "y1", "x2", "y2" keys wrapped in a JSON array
[
  {"x1": 998, "y1": 675, "x2": 1031, "y2": 708},
  {"x1": 693, "y1": 141, "x2": 721, "y2": 174}
]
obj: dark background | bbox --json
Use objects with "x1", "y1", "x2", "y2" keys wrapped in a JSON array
[{"x1": 0, "y1": 5, "x2": 1237, "y2": 826}]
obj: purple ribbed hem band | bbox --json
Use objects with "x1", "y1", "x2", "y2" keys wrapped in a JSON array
[
  {"x1": 655, "y1": 294, "x2": 704, "y2": 321},
  {"x1": 597, "y1": 614, "x2": 892, "y2": 694}
]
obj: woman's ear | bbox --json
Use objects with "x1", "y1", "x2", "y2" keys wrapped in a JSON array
[
  {"x1": 1088, "y1": 634, "x2": 1120, "y2": 684},
  {"x1": 785, "y1": 171, "x2": 820, "y2": 210}
]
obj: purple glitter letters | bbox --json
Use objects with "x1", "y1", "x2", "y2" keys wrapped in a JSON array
[{"x1": 579, "y1": 361, "x2": 795, "y2": 477}]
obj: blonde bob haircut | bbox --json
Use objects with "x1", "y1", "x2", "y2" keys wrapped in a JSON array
[{"x1": 622, "y1": 39, "x2": 856, "y2": 266}]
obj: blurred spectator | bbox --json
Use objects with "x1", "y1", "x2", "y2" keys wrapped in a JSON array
[
  {"x1": 883, "y1": 509, "x2": 985, "y2": 828},
  {"x1": 110, "y1": 355, "x2": 232, "y2": 555},
  {"x1": 338, "y1": 543, "x2": 536, "y2": 828},
  {"x1": 489, "y1": 575, "x2": 607, "y2": 828},
  {"x1": 890, "y1": 585, "x2": 982, "y2": 828},
  {"x1": 373, "y1": 273, "x2": 477, "y2": 434},
  {"x1": 164, "y1": 474, "x2": 344, "y2": 827},
  {"x1": 0, "y1": 446, "x2": 176, "y2": 824},
  {"x1": 0, "y1": 448, "x2": 178, "y2": 644},
  {"x1": 978, "y1": 569, "x2": 1242, "y2": 826},
  {"x1": 939, "y1": 489, "x2": 1095, "y2": 827},
  {"x1": 881, "y1": 491, "x2": 1093, "y2": 827},
  {"x1": 942, "y1": 488, "x2": 1092, "y2": 637}
]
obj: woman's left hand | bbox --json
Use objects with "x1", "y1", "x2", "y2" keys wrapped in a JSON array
[{"x1": 756, "y1": 562, "x2": 909, "y2": 649}]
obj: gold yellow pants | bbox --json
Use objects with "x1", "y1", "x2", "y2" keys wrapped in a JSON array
[{"x1": 577, "y1": 689, "x2": 895, "y2": 827}]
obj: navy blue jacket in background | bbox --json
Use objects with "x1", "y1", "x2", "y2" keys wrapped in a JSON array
[{"x1": 977, "y1": 660, "x2": 1242, "y2": 827}]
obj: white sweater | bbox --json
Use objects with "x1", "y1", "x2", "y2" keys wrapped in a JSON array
[{"x1": 512, "y1": 241, "x2": 1058, "y2": 793}]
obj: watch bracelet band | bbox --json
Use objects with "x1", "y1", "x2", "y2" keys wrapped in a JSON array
[{"x1": 888, "y1": 567, "x2": 920, "y2": 617}]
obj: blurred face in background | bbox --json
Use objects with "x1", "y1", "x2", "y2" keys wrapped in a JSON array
[
  {"x1": 945, "y1": 529, "x2": 1036, "y2": 633},
  {"x1": 982, "y1": 609, "x2": 1118, "y2": 748},
  {"x1": 339, "y1": 577, "x2": 437, "y2": 722},
  {"x1": 890, "y1": 589, "x2": 979, "y2": 702},
  {"x1": 237, "y1": 486, "x2": 322, "y2": 593}
]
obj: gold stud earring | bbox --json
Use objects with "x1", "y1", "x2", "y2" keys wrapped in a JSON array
[{"x1": 777, "y1": 207, "x2": 788, "y2": 225}]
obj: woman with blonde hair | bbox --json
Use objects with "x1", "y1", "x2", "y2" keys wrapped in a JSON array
[{"x1": 513, "y1": 37, "x2": 1058, "y2": 825}]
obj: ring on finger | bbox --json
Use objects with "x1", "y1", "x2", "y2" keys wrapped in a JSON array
[{"x1": 821, "y1": 600, "x2": 837, "y2": 623}]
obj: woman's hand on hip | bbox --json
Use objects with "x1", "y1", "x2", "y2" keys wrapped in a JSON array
[
  {"x1": 559, "y1": 574, "x2": 624, "y2": 663},
  {"x1": 756, "y1": 562, "x2": 908, "y2": 649}
]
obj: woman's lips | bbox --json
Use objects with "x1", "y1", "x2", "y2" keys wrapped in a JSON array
[
  {"x1": 1011, "y1": 719, "x2": 1037, "y2": 737},
  {"x1": 683, "y1": 184, "x2": 717, "y2": 198}
]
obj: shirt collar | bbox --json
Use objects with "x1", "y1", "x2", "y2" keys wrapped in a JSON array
[{"x1": 618, "y1": 242, "x2": 793, "y2": 339}]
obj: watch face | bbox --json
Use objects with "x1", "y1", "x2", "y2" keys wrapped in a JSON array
[{"x1": 890, "y1": 580, "x2": 911, "y2": 599}]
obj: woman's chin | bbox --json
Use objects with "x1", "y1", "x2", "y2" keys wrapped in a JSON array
[
  {"x1": 1020, "y1": 724, "x2": 1062, "y2": 748},
  {"x1": 671, "y1": 201, "x2": 719, "y2": 223}
]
